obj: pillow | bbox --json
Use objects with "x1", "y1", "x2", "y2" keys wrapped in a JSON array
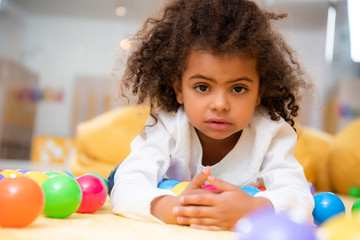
[
  {"x1": 328, "y1": 119, "x2": 360, "y2": 194},
  {"x1": 294, "y1": 126, "x2": 333, "y2": 192},
  {"x1": 69, "y1": 105, "x2": 150, "y2": 178}
]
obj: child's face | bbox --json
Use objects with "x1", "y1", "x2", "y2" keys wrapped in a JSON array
[{"x1": 174, "y1": 50, "x2": 261, "y2": 141}]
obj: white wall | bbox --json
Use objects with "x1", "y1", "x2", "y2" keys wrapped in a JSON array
[
  {"x1": 2, "y1": 0, "x2": 350, "y2": 136},
  {"x1": 0, "y1": 0, "x2": 26, "y2": 62},
  {"x1": 281, "y1": 28, "x2": 328, "y2": 129},
  {"x1": 22, "y1": 16, "x2": 140, "y2": 136}
]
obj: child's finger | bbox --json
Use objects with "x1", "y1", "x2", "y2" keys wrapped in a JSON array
[
  {"x1": 179, "y1": 193, "x2": 217, "y2": 206},
  {"x1": 173, "y1": 205, "x2": 214, "y2": 218},
  {"x1": 207, "y1": 175, "x2": 239, "y2": 192},
  {"x1": 176, "y1": 216, "x2": 217, "y2": 227},
  {"x1": 188, "y1": 166, "x2": 211, "y2": 189}
]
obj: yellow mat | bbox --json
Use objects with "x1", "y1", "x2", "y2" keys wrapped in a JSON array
[
  {"x1": 1, "y1": 195, "x2": 356, "y2": 240},
  {"x1": 0, "y1": 198, "x2": 235, "y2": 240}
]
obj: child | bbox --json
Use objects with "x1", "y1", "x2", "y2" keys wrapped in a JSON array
[{"x1": 109, "y1": 0, "x2": 314, "y2": 231}]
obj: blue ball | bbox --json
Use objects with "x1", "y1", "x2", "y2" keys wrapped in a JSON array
[
  {"x1": 158, "y1": 179, "x2": 181, "y2": 190},
  {"x1": 17, "y1": 169, "x2": 30, "y2": 174},
  {"x1": 61, "y1": 170, "x2": 75, "y2": 178},
  {"x1": 312, "y1": 192, "x2": 345, "y2": 226},
  {"x1": 241, "y1": 186, "x2": 261, "y2": 196}
]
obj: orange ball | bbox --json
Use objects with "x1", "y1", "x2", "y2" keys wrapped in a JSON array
[{"x1": 0, "y1": 176, "x2": 45, "y2": 228}]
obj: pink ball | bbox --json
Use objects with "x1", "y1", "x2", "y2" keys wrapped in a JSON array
[
  {"x1": 202, "y1": 184, "x2": 219, "y2": 191},
  {"x1": 76, "y1": 175, "x2": 107, "y2": 213}
]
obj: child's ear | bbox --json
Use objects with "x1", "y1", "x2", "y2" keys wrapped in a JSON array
[
  {"x1": 256, "y1": 86, "x2": 265, "y2": 106},
  {"x1": 172, "y1": 79, "x2": 184, "y2": 104},
  {"x1": 256, "y1": 96, "x2": 261, "y2": 106}
]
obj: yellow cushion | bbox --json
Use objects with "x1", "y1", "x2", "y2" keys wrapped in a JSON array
[
  {"x1": 69, "y1": 105, "x2": 150, "y2": 178},
  {"x1": 294, "y1": 126, "x2": 333, "y2": 192},
  {"x1": 328, "y1": 119, "x2": 360, "y2": 194}
]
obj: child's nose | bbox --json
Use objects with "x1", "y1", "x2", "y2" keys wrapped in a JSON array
[{"x1": 210, "y1": 92, "x2": 230, "y2": 112}]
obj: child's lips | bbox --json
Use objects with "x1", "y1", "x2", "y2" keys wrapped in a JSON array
[{"x1": 206, "y1": 119, "x2": 231, "y2": 130}]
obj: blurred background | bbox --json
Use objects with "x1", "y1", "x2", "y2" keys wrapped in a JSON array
[{"x1": 0, "y1": 0, "x2": 359, "y2": 170}]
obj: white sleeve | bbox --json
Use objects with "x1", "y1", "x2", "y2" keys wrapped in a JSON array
[
  {"x1": 109, "y1": 117, "x2": 176, "y2": 223},
  {"x1": 254, "y1": 122, "x2": 315, "y2": 219}
]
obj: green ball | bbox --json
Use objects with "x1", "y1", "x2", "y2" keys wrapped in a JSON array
[
  {"x1": 348, "y1": 186, "x2": 360, "y2": 198},
  {"x1": 42, "y1": 175, "x2": 82, "y2": 218},
  {"x1": 44, "y1": 171, "x2": 62, "y2": 178},
  {"x1": 352, "y1": 198, "x2": 360, "y2": 214}
]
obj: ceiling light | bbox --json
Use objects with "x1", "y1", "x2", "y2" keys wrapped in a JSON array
[
  {"x1": 325, "y1": 6, "x2": 336, "y2": 63},
  {"x1": 348, "y1": 0, "x2": 360, "y2": 62},
  {"x1": 115, "y1": 6, "x2": 127, "y2": 17},
  {"x1": 120, "y1": 38, "x2": 131, "y2": 50}
]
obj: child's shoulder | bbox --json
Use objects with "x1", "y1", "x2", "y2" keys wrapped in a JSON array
[
  {"x1": 150, "y1": 106, "x2": 189, "y2": 136},
  {"x1": 250, "y1": 106, "x2": 295, "y2": 136},
  {"x1": 153, "y1": 106, "x2": 187, "y2": 125}
]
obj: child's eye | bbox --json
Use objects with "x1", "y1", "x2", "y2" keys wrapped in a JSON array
[
  {"x1": 195, "y1": 84, "x2": 209, "y2": 93},
  {"x1": 233, "y1": 86, "x2": 247, "y2": 94}
]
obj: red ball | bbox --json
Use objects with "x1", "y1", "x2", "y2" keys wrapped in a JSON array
[
  {"x1": 0, "y1": 176, "x2": 44, "y2": 228},
  {"x1": 76, "y1": 175, "x2": 107, "y2": 213}
]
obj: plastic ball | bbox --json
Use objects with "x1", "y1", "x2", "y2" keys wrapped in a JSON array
[
  {"x1": 158, "y1": 179, "x2": 181, "y2": 190},
  {"x1": 17, "y1": 169, "x2": 30, "y2": 174},
  {"x1": 55, "y1": 170, "x2": 70, "y2": 176},
  {"x1": 1, "y1": 170, "x2": 22, "y2": 178},
  {"x1": 0, "y1": 173, "x2": 4, "y2": 181},
  {"x1": 44, "y1": 171, "x2": 63, "y2": 177},
  {"x1": 24, "y1": 171, "x2": 49, "y2": 186},
  {"x1": 76, "y1": 175, "x2": 107, "y2": 213},
  {"x1": 235, "y1": 208, "x2": 317, "y2": 240},
  {"x1": 352, "y1": 198, "x2": 360, "y2": 215},
  {"x1": 348, "y1": 186, "x2": 360, "y2": 198},
  {"x1": 309, "y1": 182, "x2": 316, "y2": 195},
  {"x1": 0, "y1": 176, "x2": 44, "y2": 228},
  {"x1": 42, "y1": 175, "x2": 82, "y2": 218},
  {"x1": 241, "y1": 186, "x2": 261, "y2": 196},
  {"x1": 85, "y1": 172, "x2": 109, "y2": 192},
  {"x1": 318, "y1": 214, "x2": 360, "y2": 240},
  {"x1": 172, "y1": 181, "x2": 190, "y2": 196},
  {"x1": 312, "y1": 192, "x2": 345, "y2": 226},
  {"x1": 60, "y1": 170, "x2": 75, "y2": 178},
  {"x1": 202, "y1": 184, "x2": 219, "y2": 191}
]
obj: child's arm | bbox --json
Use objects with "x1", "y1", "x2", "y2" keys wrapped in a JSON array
[{"x1": 172, "y1": 174, "x2": 273, "y2": 231}]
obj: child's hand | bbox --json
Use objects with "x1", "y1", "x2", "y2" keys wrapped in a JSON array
[
  {"x1": 179, "y1": 166, "x2": 217, "y2": 197},
  {"x1": 173, "y1": 175, "x2": 273, "y2": 231}
]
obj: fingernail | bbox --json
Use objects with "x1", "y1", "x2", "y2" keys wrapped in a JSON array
[
  {"x1": 177, "y1": 216, "x2": 183, "y2": 222},
  {"x1": 173, "y1": 207, "x2": 178, "y2": 214},
  {"x1": 203, "y1": 166, "x2": 209, "y2": 173},
  {"x1": 208, "y1": 175, "x2": 215, "y2": 180}
]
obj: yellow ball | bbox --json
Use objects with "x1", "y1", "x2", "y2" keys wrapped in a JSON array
[
  {"x1": 171, "y1": 182, "x2": 190, "y2": 196},
  {"x1": 1, "y1": 170, "x2": 22, "y2": 178},
  {"x1": 24, "y1": 171, "x2": 49, "y2": 186},
  {"x1": 56, "y1": 171, "x2": 68, "y2": 176},
  {"x1": 319, "y1": 214, "x2": 360, "y2": 240}
]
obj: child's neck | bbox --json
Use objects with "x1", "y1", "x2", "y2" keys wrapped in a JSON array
[{"x1": 197, "y1": 130, "x2": 242, "y2": 166}]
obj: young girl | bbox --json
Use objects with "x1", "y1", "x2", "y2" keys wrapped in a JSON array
[{"x1": 109, "y1": 0, "x2": 314, "y2": 231}]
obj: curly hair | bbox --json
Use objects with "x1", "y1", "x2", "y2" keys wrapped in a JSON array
[{"x1": 119, "y1": 0, "x2": 311, "y2": 127}]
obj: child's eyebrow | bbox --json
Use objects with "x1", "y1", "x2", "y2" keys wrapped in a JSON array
[{"x1": 189, "y1": 74, "x2": 254, "y2": 83}]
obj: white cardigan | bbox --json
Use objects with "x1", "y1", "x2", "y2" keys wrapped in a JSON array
[{"x1": 110, "y1": 106, "x2": 314, "y2": 223}]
